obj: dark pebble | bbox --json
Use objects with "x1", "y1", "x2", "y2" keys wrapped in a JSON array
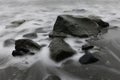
[
  {"x1": 82, "y1": 44, "x2": 94, "y2": 51},
  {"x1": 79, "y1": 53, "x2": 99, "y2": 64}
]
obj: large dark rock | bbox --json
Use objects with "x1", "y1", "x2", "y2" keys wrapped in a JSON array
[
  {"x1": 11, "y1": 20, "x2": 26, "y2": 24},
  {"x1": 45, "y1": 75, "x2": 61, "y2": 80},
  {"x1": 49, "y1": 38, "x2": 76, "y2": 62},
  {"x1": 23, "y1": 33, "x2": 38, "y2": 39},
  {"x1": 50, "y1": 15, "x2": 99, "y2": 38},
  {"x1": 79, "y1": 51, "x2": 99, "y2": 64}
]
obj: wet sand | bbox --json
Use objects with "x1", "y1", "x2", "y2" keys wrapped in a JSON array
[{"x1": 88, "y1": 28, "x2": 120, "y2": 70}]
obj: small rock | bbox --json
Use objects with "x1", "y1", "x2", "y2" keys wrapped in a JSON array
[
  {"x1": 4, "y1": 39, "x2": 15, "y2": 47},
  {"x1": 12, "y1": 49, "x2": 35, "y2": 57},
  {"x1": 49, "y1": 38, "x2": 76, "y2": 62},
  {"x1": 15, "y1": 39, "x2": 41, "y2": 51},
  {"x1": 35, "y1": 28, "x2": 47, "y2": 33},
  {"x1": 72, "y1": 9, "x2": 87, "y2": 13},
  {"x1": 29, "y1": 52, "x2": 35, "y2": 55},
  {"x1": 92, "y1": 19, "x2": 109, "y2": 28},
  {"x1": 23, "y1": 33, "x2": 37, "y2": 39},
  {"x1": 6, "y1": 20, "x2": 26, "y2": 28},
  {"x1": 82, "y1": 44, "x2": 94, "y2": 51},
  {"x1": 75, "y1": 40, "x2": 83, "y2": 43},
  {"x1": 45, "y1": 75, "x2": 61, "y2": 80},
  {"x1": 79, "y1": 52, "x2": 99, "y2": 64},
  {"x1": 11, "y1": 20, "x2": 26, "y2": 24}
]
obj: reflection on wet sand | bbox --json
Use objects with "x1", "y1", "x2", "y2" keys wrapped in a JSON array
[{"x1": 88, "y1": 27, "x2": 120, "y2": 71}]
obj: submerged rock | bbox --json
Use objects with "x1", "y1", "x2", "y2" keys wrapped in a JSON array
[
  {"x1": 11, "y1": 20, "x2": 26, "y2": 24},
  {"x1": 49, "y1": 38, "x2": 76, "y2": 62},
  {"x1": 50, "y1": 15, "x2": 99, "y2": 38},
  {"x1": 49, "y1": 31, "x2": 67, "y2": 38},
  {"x1": 82, "y1": 44, "x2": 94, "y2": 51},
  {"x1": 6, "y1": 20, "x2": 26, "y2": 28},
  {"x1": 23, "y1": 33, "x2": 38, "y2": 39},
  {"x1": 45, "y1": 75, "x2": 61, "y2": 80},
  {"x1": 35, "y1": 28, "x2": 47, "y2": 33},
  {"x1": 79, "y1": 51, "x2": 99, "y2": 64},
  {"x1": 4, "y1": 39, "x2": 15, "y2": 47}
]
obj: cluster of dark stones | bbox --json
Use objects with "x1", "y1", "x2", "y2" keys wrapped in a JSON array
[
  {"x1": 11, "y1": 15, "x2": 109, "y2": 64},
  {"x1": 12, "y1": 39, "x2": 45, "y2": 57},
  {"x1": 49, "y1": 15, "x2": 109, "y2": 64},
  {"x1": 79, "y1": 44, "x2": 99, "y2": 64}
]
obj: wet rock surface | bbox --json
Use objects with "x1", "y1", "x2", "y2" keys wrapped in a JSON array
[
  {"x1": 79, "y1": 51, "x2": 99, "y2": 64},
  {"x1": 23, "y1": 33, "x2": 38, "y2": 39},
  {"x1": 48, "y1": 15, "x2": 109, "y2": 64},
  {"x1": 92, "y1": 18, "x2": 109, "y2": 28},
  {"x1": 50, "y1": 15, "x2": 100, "y2": 38},
  {"x1": 49, "y1": 31, "x2": 67, "y2": 38},
  {"x1": 82, "y1": 44, "x2": 94, "y2": 51},
  {"x1": 88, "y1": 15, "x2": 109, "y2": 28},
  {"x1": 49, "y1": 38, "x2": 76, "y2": 62}
]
